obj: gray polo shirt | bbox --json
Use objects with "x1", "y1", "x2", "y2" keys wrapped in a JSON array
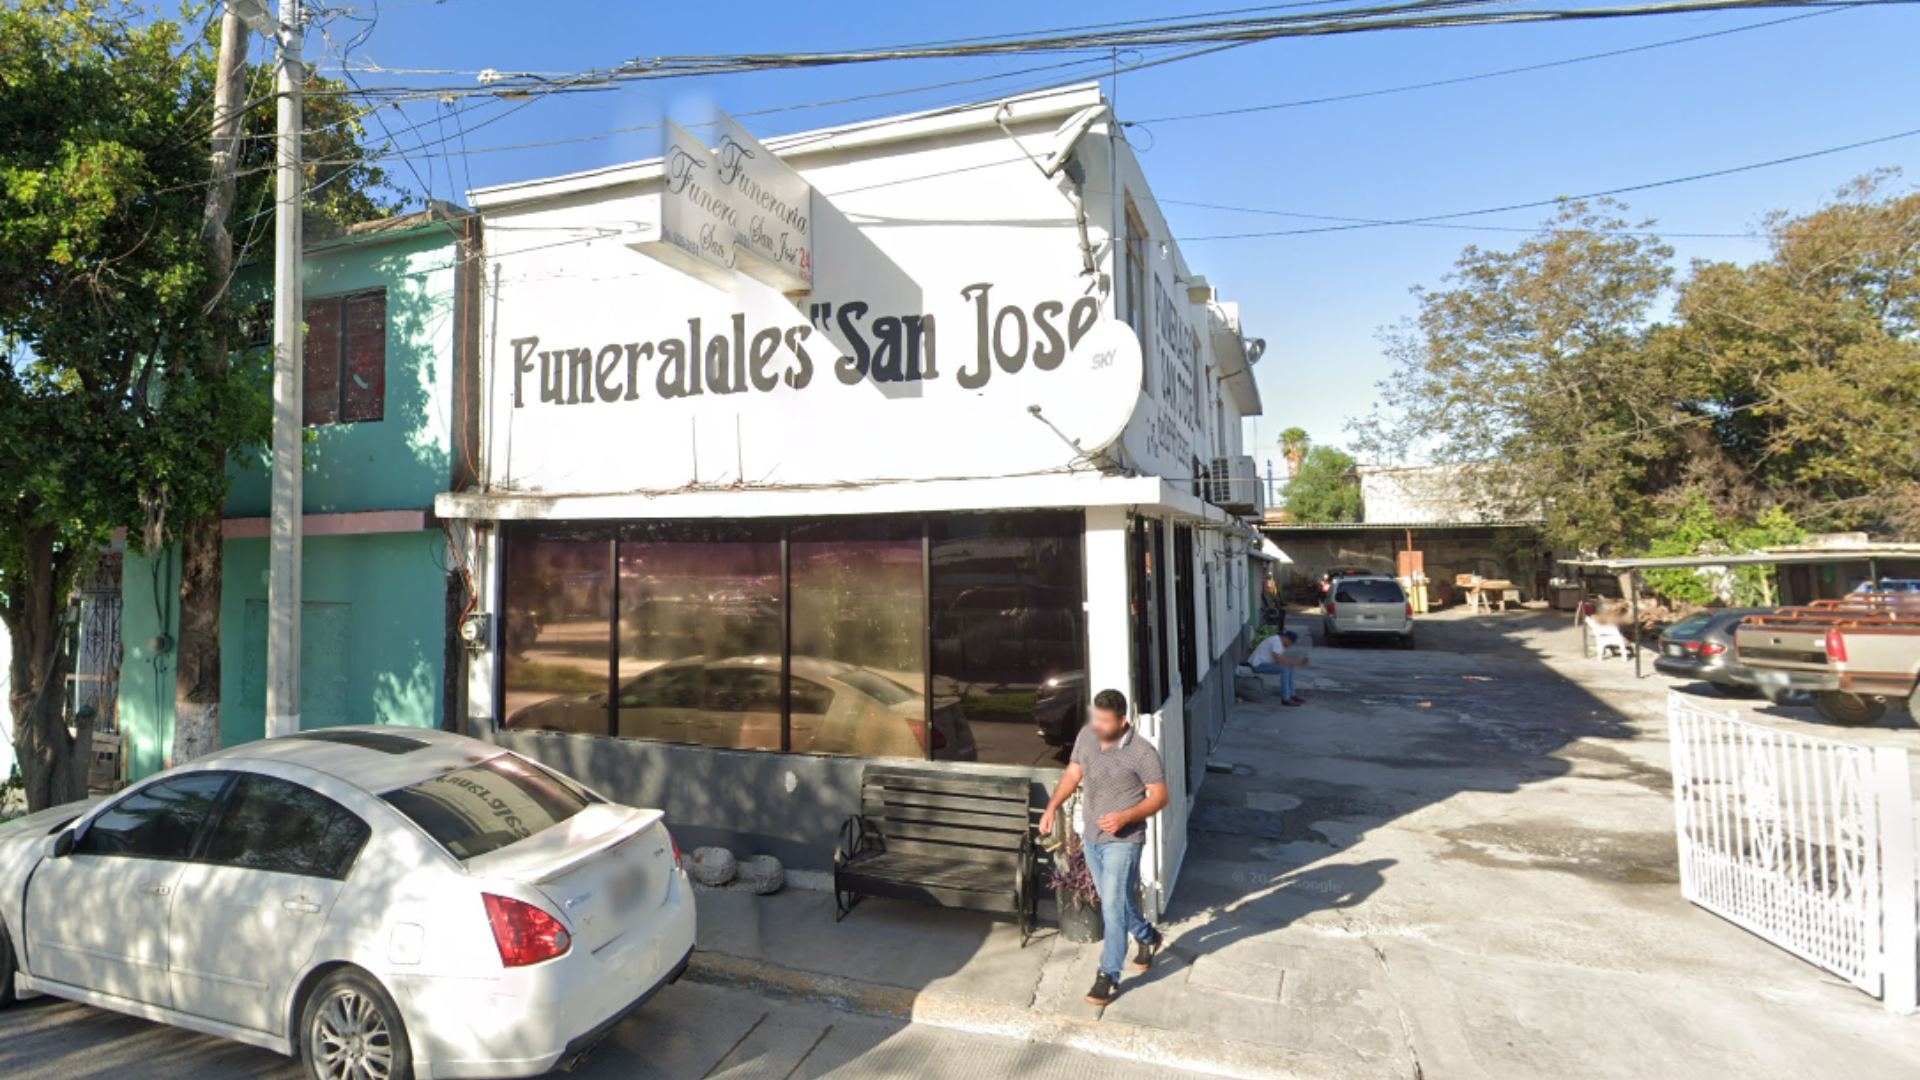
[{"x1": 1072, "y1": 724, "x2": 1166, "y2": 845}]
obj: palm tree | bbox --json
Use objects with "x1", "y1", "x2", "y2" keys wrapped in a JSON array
[{"x1": 1279, "y1": 427, "x2": 1310, "y2": 478}]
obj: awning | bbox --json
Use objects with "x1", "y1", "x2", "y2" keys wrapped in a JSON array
[
  {"x1": 436, "y1": 472, "x2": 1237, "y2": 525},
  {"x1": 1561, "y1": 545, "x2": 1920, "y2": 574}
]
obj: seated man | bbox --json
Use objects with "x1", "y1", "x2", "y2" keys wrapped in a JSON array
[{"x1": 1247, "y1": 630, "x2": 1307, "y2": 706}]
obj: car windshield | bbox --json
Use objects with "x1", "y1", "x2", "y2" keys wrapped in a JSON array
[
  {"x1": 1335, "y1": 579, "x2": 1404, "y2": 604},
  {"x1": 383, "y1": 754, "x2": 596, "y2": 861}
]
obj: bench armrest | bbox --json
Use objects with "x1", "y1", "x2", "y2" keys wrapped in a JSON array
[{"x1": 835, "y1": 814, "x2": 884, "y2": 866}]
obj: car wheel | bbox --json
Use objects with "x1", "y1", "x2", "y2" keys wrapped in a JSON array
[
  {"x1": 301, "y1": 967, "x2": 413, "y2": 1080},
  {"x1": 0, "y1": 923, "x2": 16, "y2": 1007},
  {"x1": 1398, "y1": 634, "x2": 1415, "y2": 650},
  {"x1": 1322, "y1": 622, "x2": 1339, "y2": 647},
  {"x1": 1814, "y1": 692, "x2": 1888, "y2": 727}
]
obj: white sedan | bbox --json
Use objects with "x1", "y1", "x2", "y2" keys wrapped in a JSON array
[{"x1": 0, "y1": 727, "x2": 695, "y2": 1079}]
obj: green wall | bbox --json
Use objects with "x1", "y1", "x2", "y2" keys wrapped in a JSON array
[
  {"x1": 119, "y1": 220, "x2": 462, "y2": 780},
  {"x1": 121, "y1": 533, "x2": 447, "y2": 779},
  {"x1": 227, "y1": 224, "x2": 459, "y2": 516}
]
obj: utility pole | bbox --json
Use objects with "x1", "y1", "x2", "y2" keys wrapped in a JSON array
[
  {"x1": 233, "y1": 0, "x2": 305, "y2": 737},
  {"x1": 174, "y1": 7, "x2": 251, "y2": 765}
]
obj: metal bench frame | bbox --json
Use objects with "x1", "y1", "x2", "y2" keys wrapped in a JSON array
[{"x1": 832, "y1": 766, "x2": 1038, "y2": 947}]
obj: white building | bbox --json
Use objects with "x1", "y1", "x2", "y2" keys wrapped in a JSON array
[{"x1": 438, "y1": 85, "x2": 1267, "y2": 916}]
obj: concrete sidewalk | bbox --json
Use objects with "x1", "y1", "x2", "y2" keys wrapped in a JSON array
[{"x1": 687, "y1": 610, "x2": 1920, "y2": 1079}]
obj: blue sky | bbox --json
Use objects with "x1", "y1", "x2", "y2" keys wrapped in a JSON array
[{"x1": 312, "y1": 1, "x2": 1920, "y2": 468}]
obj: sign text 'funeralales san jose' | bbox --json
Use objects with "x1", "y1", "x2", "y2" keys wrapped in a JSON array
[{"x1": 510, "y1": 283, "x2": 1103, "y2": 408}]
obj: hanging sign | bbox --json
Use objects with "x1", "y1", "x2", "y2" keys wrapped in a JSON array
[
  {"x1": 713, "y1": 113, "x2": 814, "y2": 293},
  {"x1": 630, "y1": 114, "x2": 816, "y2": 294}
]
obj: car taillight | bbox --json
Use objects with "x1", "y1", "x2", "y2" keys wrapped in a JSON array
[
  {"x1": 1682, "y1": 641, "x2": 1703, "y2": 654},
  {"x1": 1825, "y1": 629, "x2": 1849, "y2": 663},
  {"x1": 1325, "y1": 602, "x2": 1336, "y2": 616},
  {"x1": 482, "y1": 893, "x2": 571, "y2": 968},
  {"x1": 1405, "y1": 602, "x2": 1413, "y2": 617},
  {"x1": 1700, "y1": 642, "x2": 1726, "y2": 656},
  {"x1": 664, "y1": 825, "x2": 683, "y2": 868}
]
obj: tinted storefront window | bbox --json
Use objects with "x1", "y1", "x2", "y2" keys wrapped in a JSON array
[
  {"x1": 502, "y1": 527, "x2": 614, "y2": 735},
  {"x1": 616, "y1": 524, "x2": 782, "y2": 749},
  {"x1": 929, "y1": 512, "x2": 1086, "y2": 767},
  {"x1": 498, "y1": 512, "x2": 1086, "y2": 767},
  {"x1": 790, "y1": 519, "x2": 933, "y2": 759}
]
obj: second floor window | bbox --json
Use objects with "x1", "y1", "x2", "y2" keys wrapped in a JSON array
[{"x1": 304, "y1": 289, "x2": 387, "y2": 426}]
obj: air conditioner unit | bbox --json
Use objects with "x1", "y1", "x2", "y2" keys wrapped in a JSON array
[{"x1": 1207, "y1": 455, "x2": 1263, "y2": 516}]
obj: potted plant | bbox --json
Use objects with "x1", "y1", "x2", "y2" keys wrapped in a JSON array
[{"x1": 1049, "y1": 832, "x2": 1103, "y2": 943}]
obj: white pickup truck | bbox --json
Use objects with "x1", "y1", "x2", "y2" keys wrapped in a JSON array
[{"x1": 1733, "y1": 594, "x2": 1920, "y2": 725}]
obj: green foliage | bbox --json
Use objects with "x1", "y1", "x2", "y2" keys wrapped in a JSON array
[
  {"x1": 0, "y1": 1, "x2": 393, "y2": 801},
  {"x1": 1359, "y1": 181, "x2": 1920, "y2": 553},
  {"x1": 1642, "y1": 501, "x2": 1805, "y2": 607},
  {"x1": 1285, "y1": 445, "x2": 1363, "y2": 523}
]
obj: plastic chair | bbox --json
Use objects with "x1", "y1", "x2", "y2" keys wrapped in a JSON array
[{"x1": 1585, "y1": 617, "x2": 1631, "y2": 661}]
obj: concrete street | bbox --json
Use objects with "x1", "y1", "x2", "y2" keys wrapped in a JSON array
[
  {"x1": 6, "y1": 606, "x2": 1920, "y2": 1078},
  {"x1": 0, "y1": 976, "x2": 1208, "y2": 1079}
]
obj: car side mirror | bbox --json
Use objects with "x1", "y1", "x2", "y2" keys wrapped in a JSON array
[{"x1": 51, "y1": 829, "x2": 76, "y2": 859}]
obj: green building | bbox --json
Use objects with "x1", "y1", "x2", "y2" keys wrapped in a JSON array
[{"x1": 119, "y1": 205, "x2": 481, "y2": 779}]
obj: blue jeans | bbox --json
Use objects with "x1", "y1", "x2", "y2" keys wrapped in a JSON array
[
  {"x1": 1083, "y1": 839, "x2": 1153, "y2": 981},
  {"x1": 1252, "y1": 661, "x2": 1294, "y2": 699}
]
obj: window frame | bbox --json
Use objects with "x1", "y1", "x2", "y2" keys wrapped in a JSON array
[
  {"x1": 302, "y1": 287, "x2": 388, "y2": 427},
  {"x1": 499, "y1": 512, "x2": 1090, "y2": 766},
  {"x1": 1123, "y1": 195, "x2": 1151, "y2": 393},
  {"x1": 73, "y1": 771, "x2": 237, "y2": 864},
  {"x1": 195, "y1": 772, "x2": 373, "y2": 882}
]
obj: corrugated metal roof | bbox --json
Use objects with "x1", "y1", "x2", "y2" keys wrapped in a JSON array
[
  {"x1": 1260, "y1": 520, "x2": 1543, "y2": 531},
  {"x1": 1564, "y1": 546, "x2": 1920, "y2": 573}
]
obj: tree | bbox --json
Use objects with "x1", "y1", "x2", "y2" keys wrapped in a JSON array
[
  {"x1": 1662, "y1": 173, "x2": 1920, "y2": 534},
  {"x1": 165, "y1": 15, "x2": 394, "y2": 768},
  {"x1": 1285, "y1": 445, "x2": 1364, "y2": 523},
  {"x1": 0, "y1": 1, "x2": 393, "y2": 808},
  {"x1": 1278, "y1": 426, "x2": 1310, "y2": 478},
  {"x1": 1357, "y1": 201, "x2": 1698, "y2": 552}
]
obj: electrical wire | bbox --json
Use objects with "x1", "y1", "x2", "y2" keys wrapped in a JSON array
[
  {"x1": 314, "y1": 0, "x2": 1917, "y2": 104},
  {"x1": 1126, "y1": 5, "x2": 1854, "y2": 125},
  {"x1": 1175, "y1": 123, "x2": 1920, "y2": 241}
]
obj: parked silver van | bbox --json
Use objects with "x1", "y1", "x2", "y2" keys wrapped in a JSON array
[{"x1": 1323, "y1": 575, "x2": 1415, "y2": 648}]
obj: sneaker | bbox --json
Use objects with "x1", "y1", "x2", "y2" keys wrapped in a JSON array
[
  {"x1": 1085, "y1": 972, "x2": 1119, "y2": 1006},
  {"x1": 1130, "y1": 929, "x2": 1163, "y2": 972},
  {"x1": 1281, "y1": 698, "x2": 1304, "y2": 707}
]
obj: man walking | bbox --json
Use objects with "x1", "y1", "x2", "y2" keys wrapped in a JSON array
[
  {"x1": 1039, "y1": 689, "x2": 1169, "y2": 1006},
  {"x1": 1247, "y1": 629, "x2": 1307, "y2": 706}
]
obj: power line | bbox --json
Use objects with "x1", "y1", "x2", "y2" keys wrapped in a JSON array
[
  {"x1": 319, "y1": 0, "x2": 1913, "y2": 103},
  {"x1": 1126, "y1": 5, "x2": 1853, "y2": 125},
  {"x1": 1175, "y1": 123, "x2": 1920, "y2": 240}
]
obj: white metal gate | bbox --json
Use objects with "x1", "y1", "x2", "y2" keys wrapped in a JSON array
[{"x1": 1668, "y1": 693, "x2": 1917, "y2": 1011}]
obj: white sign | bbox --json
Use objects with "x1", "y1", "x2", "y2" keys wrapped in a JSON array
[
  {"x1": 631, "y1": 115, "x2": 815, "y2": 294},
  {"x1": 713, "y1": 114, "x2": 813, "y2": 293}
]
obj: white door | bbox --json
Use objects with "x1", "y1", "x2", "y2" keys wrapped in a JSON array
[
  {"x1": 24, "y1": 771, "x2": 232, "y2": 1006},
  {"x1": 168, "y1": 774, "x2": 367, "y2": 1033}
]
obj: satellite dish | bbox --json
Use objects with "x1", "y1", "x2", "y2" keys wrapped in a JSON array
[{"x1": 1033, "y1": 319, "x2": 1143, "y2": 456}]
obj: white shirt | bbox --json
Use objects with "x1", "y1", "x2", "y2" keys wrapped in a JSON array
[{"x1": 1249, "y1": 634, "x2": 1286, "y2": 666}]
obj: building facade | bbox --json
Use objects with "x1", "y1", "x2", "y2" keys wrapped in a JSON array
[
  {"x1": 119, "y1": 207, "x2": 482, "y2": 778},
  {"x1": 439, "y1": 86, "x2": 1267, "y2": 915}
]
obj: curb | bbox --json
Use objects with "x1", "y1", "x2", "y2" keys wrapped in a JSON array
[{"x1": 683, "y1": 951, "x2": 1326, "y2": 1080}]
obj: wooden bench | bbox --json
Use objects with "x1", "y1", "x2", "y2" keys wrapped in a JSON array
[{"x1": 833, "y1": 766, "x2": 1037, "y2": 946}]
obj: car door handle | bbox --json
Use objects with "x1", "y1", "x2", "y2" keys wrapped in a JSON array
[
  {"x1": 145, "y1": 885, "x2": 172, "y2": 897},
  {"x1": 283, "y1": 899, "x2": 322, "y2": 915}
]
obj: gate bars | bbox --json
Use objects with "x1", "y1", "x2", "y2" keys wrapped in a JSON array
[{"x1": 1668, "y1": 693, "x2": 1917, "y2": 1012}]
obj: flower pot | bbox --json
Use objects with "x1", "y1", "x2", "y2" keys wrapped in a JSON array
[{"x1": 1057, "y1": 899, "x2": 1104, "y2": 944}]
